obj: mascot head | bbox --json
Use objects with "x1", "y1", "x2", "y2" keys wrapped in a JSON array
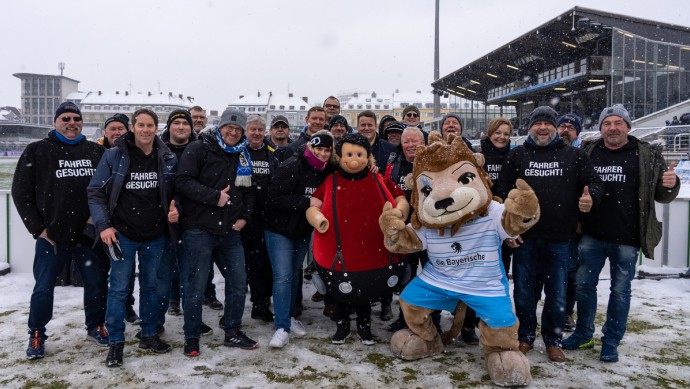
[{"x1": 409, "y1": 132, "x2": 493, "y2": 236}]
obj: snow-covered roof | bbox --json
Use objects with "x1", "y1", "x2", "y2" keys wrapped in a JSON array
[
  {"x1": 344, "y1": 94, "x2": 392, "y2": 106},
  {"x1": 0, "y1": 109, "x2": 18, "y2": 121},
  {"x1": 266, "y1": 93, "x2": 312, "y2": 110},
  {"x1": 72, "y1": 91, "x2": 194, "y2": 107},
  {"x1": 229, "y1": 92, "x2": 270, "y2": 106}
]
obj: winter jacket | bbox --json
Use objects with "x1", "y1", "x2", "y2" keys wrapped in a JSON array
[
  {"x1": 87, "y1": 132, "x2": 178, "y2": 241},
  {"x1": 582, "y1": 136, "x2": 679, "y2": 258},
  {"x1": 496, "y1": 137, "x2": 604, "y2": 241},
  {"x1": 371, "y1": 136, "x2": 397, "y2": 172},
  {"x1": 174, "y1": 132, "x2": 255, "y2": 235},
  {"x1": 264, "y1": 145, "x2": 334, "y2": 239},
  {"x1": 12, "y1": 131, "x2": 104, "y2": 246},
  {"x1": 275, "y1": 131, "x2": 310, "y2": 162}
]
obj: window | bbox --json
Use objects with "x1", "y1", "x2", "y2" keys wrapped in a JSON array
[
  {"x1": 384, "y1": 105, "x2": 389, "y2": 109},
  {"x1": 300, "y1": 106, "x2": 305, "y2": 110},
  {"x1": 289, "y1": 105, "x2": 295, "y2": 110},
  {"x1": 375, "y1": 105, "x2": 380, "y2": 109},
  {"x1": 249, "y1": 107, "x2": 255, "y2": 112},
  {"x1": 269, "y1": 105, "x2": 275, "y2": 109},
  {"x1": 279, "y1": 105, "x2": 285, "y2": 110},
  {"x1": 349, "y1": 105, "x2": 354, "y2": 109}
]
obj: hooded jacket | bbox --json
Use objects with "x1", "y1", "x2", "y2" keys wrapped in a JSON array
[
  {"x1": 264, "y1": 145, "x2": 334, "y2": 238},
  {"x1": 174, "y1": 131, "x2": 255, "y2": 235},
  {"x1": 87, "y1": 132, "x2": 178, "y2": 241},
  {"x1": 12, "y1": 131, "x2": 104, "y2": 246},
  {"x1": 582, "y1": 136, "x2": 679, "y2": 258},
  {"x1": 496, "y1": 136, "x2": 604, "y2": 241},
  {"x1": 480, "y1": 137, "x2": 511, "y2": 183}
]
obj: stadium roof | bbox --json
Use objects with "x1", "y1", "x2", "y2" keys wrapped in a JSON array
[{"x1": 432, "y1": 6, "x2": 690, "y2": 103}]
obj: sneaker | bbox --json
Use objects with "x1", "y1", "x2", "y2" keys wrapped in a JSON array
[
  {"x1": 200, "y1": 322, "x2": 213, "y2": 336},
  {"x1": 461, "y1": 327, "x2": 479, "y2": 345},
  {"x1": 183, "y1": 338, "x2": 200, "y2": 357},
  {"x1": 86, "y1": 325, "x2": 109, "y2": 347},
  {"x1": 562, "y1": 335, "x2": 594, "y2": 350},
  {"x1": 290, "y1": 318, "x2": 307, "y2": 337},
  {"x1": 204, "y1": 296, "x2": 223, "y2": 310},
  {"x1": 219, "y1": 315, "x2": 225, "y2": 329},
  {"x1": 311, "y1": 291, "x2": 324, "y2": 302},
  {"x1": 332, "y1": 320, "x2": 350, "y2": 344},
  {"x1": 106, "y1": 342, "x2": 124, "y2": 367},
  {"x1": 26, "y1": 330, "x2": 47, "y2": 360},
  {"x1": 139, "y1": 335, "x2": 172, "y2": 353},
  {"x1": 387, "y1": 316, "x2": 408, "y2": 332},
  {"x1": 380, "y1": 303, "x2": 393, "y2": 321},
  {"x1": 546, "y1": 346, "x2": 566, "y2": 363},
  {"x1": 600, "y1": 343, "x2": 619, "y2": 363},
  {"x1": 167, "y1": 301, "x2": 182, "y2": 316},
  {"x1": 125, "y1": 307, "x2": 141, "y2": 325},
  {"x1": 269, "y1": 328, "x2": 290, "y2": 348},
  {"x1": 135, "y1": 324, "x2": 165, "y2": 340},
  {"x1": 357, "y1": 322, "x2": 375, "y2": 346},
  {"x1": 564, "y1": 314, "x2": 576, "y2": 332},
  {"x1": 224, "y1": 329, "x2": 258, "y2": 350},
  {"x1": 251, "y1": 306, "x2": 274, "y2": 323},
  {"x1": 518, "y1": 341, "x2": 533, "y2": 354}
]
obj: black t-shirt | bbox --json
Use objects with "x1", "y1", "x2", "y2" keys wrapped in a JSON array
[
  {"x1": 113, "y1": 144, "x2": 166, "y2": 242},
  {"x1": 582, "y1": 140, "x2": 640, "y2": 246},
  {"x1": 247, "y1": 143, "x2": 273, "y2": 222}
]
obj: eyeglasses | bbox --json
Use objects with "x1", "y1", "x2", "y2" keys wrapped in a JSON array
[
  {"x1": 60, "y1": 116, "x2": 82, "y2": 122},
  {"x1": 191, "y1": 115, "x2": 206, "y2": 120},
  {"x1": 405, "y1": 113, "x2": 419, "y2": 118},
  {"x1": 324, "y1": 104, "x2": 340, "y2": 109},
  {"x1": 558, "y1": 124, "x2": 577, "y2": 131}
]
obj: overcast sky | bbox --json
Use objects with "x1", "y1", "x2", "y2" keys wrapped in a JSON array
[{"x1": 1, "y1": 0, "x2": 685, "y2": 112}]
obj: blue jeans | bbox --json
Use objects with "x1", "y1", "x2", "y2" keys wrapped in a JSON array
[
  {"x1": 179, "y1": 228, "x2": 247, "y2": 339},
  {"x1": 28, "y1": 238, "x2": 109, "y2": 333},
  {"x1": 512, "y1": 238, "x2": 570, "y2": 346},
  {"x1": 573, "y1": 234, "x2": 639, "y2": 347},
  {"x1": 106, "y1": 233, "x2": 165, "y2": 343},
  {"x1": 155, "y1": 239, "x2": 177, "y2": 325},
  {"x1": 264, "y1": 230, "x2": 309, "y2": 331}
]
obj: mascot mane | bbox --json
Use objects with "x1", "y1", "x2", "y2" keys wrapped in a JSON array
[{"x1": 409, "y1": 132, "x2": 494, "y2": 236}]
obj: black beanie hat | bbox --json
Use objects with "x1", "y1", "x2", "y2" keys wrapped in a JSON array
[
  {"x1": 167, "y1": 109, "x2": 193, "y2": 129},
  {"x1": 528, "y1": 106, "x2": 558, "y2": 129},
  {"x1": 54, "y1": 102, "x2": 82, "y2": 122},
  {"x1": 309, "y1": 132, "x2": 334, "y2": 149},
  {"x1": 383, "y1": 121, "x2": 405, "y2": 138},
  {"x1": 104, "y1": 113, "x2": 130, "y2": 131},
  {"x1": 328, "y1": 114, "x2": 352, "y2": 133}
]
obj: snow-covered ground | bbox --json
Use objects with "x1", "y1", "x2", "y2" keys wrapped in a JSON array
[{"x1": 1, "y1": 266, "x2": 689, "y2": 389}]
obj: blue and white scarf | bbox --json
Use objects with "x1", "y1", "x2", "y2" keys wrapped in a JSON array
[
  {"x1": 215, "y1": 128, "x2": 252, "y2": 187},
  {"x1": 52, "y1": 129, "x2": 84, "y2": 145}
]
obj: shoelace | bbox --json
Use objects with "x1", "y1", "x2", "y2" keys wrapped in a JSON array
[{"x1": 30, "y1": 331, "x2": 42, "y2": 349}]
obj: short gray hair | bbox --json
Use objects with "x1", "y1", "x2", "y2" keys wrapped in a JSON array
[
  {"x1": 401, "y1": 126, "x2": 424, "y2": 143},
  {"x1": 246, "y1": 114, "x2": 266, "y2": 127}
]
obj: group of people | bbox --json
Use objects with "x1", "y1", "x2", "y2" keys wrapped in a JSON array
[{"x1": 12, "y1": 97, "x2": 678, "y2": 369}]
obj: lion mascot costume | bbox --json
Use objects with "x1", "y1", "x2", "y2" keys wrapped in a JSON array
[{"x1": 379, "y1": 132, "x2": 540, "y2": 387}]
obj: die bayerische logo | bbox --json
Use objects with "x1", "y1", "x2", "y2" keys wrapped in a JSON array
[{"x1": 451, "y1": 242, "x2": 462, "y2": 254}]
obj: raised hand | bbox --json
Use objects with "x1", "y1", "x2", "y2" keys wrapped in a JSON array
[
  {"x1": 578, "y1": 185, "x2": 592, "y2": 213},
  {"x1": 217, "y1": 185, "x2": 231, "y2": 207},
  {"x1": 662, "y1": 162, "x2": 678, "y2": 189},
  {"x1": 168, "y1": 200, "x2": 179, "y2": 223}
]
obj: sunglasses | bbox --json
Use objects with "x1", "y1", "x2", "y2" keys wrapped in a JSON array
[
  {"x1": 406, "y1": 113, "x2": 419, "y2": 118},
  {"x1": 60, "y1": 116, "x2": 82, "y2": 122}
]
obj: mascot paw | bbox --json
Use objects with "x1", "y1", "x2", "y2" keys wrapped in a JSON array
[
  {"x1": 486, "y1": 351, "x2": 532, "y2": 387},
  {"x1": 390, "y1": 329, "x2": 444, "y2": 360},
  {"x1": 379, "y1": 202, "x2": 407, "y2": 246},
  {"x1": 505, "y1": 179, "x2": 540, "y2": 220}
]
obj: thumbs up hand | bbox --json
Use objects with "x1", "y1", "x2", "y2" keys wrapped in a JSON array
[
  {"x1": 217, "y1": 185, "x2": 231, "y2": 207},
  {"x1": 168, "y1": 199, "x2": 179, "y2": 223},
  {"x1": 578, "y1": 185, "x2": 593, "y2": 213},
  {"x1": 662, "y1": 162, "x2": 678, "y2": 189}
]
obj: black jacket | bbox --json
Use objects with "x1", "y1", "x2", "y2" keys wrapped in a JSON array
[
  {"x1": 371, "y1": 136, "x2": 397, "y2": 172},
  {"x1": 12, "y1": 131, "x2": 104, "y2": 246},
  {"x1": 496, "y1": 137, "x2": 604, "y2": 241},
  {"x1": 174, "y1": 132, "x2": 255, "y2": 235},
  {"x1": 264, "y1": 145, "x2": 334, "y2": 238},
  {"x1": 275, "y1": 132, "x2": 310, "y2": 163}
]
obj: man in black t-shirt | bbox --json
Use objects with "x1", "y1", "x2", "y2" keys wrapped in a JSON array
[
  {"x1": 563, "y1": 104, "x2": 679, "y2": 363},
  {"x1": 88, "y1": 108, "x2": 179, "y2": 367}
]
